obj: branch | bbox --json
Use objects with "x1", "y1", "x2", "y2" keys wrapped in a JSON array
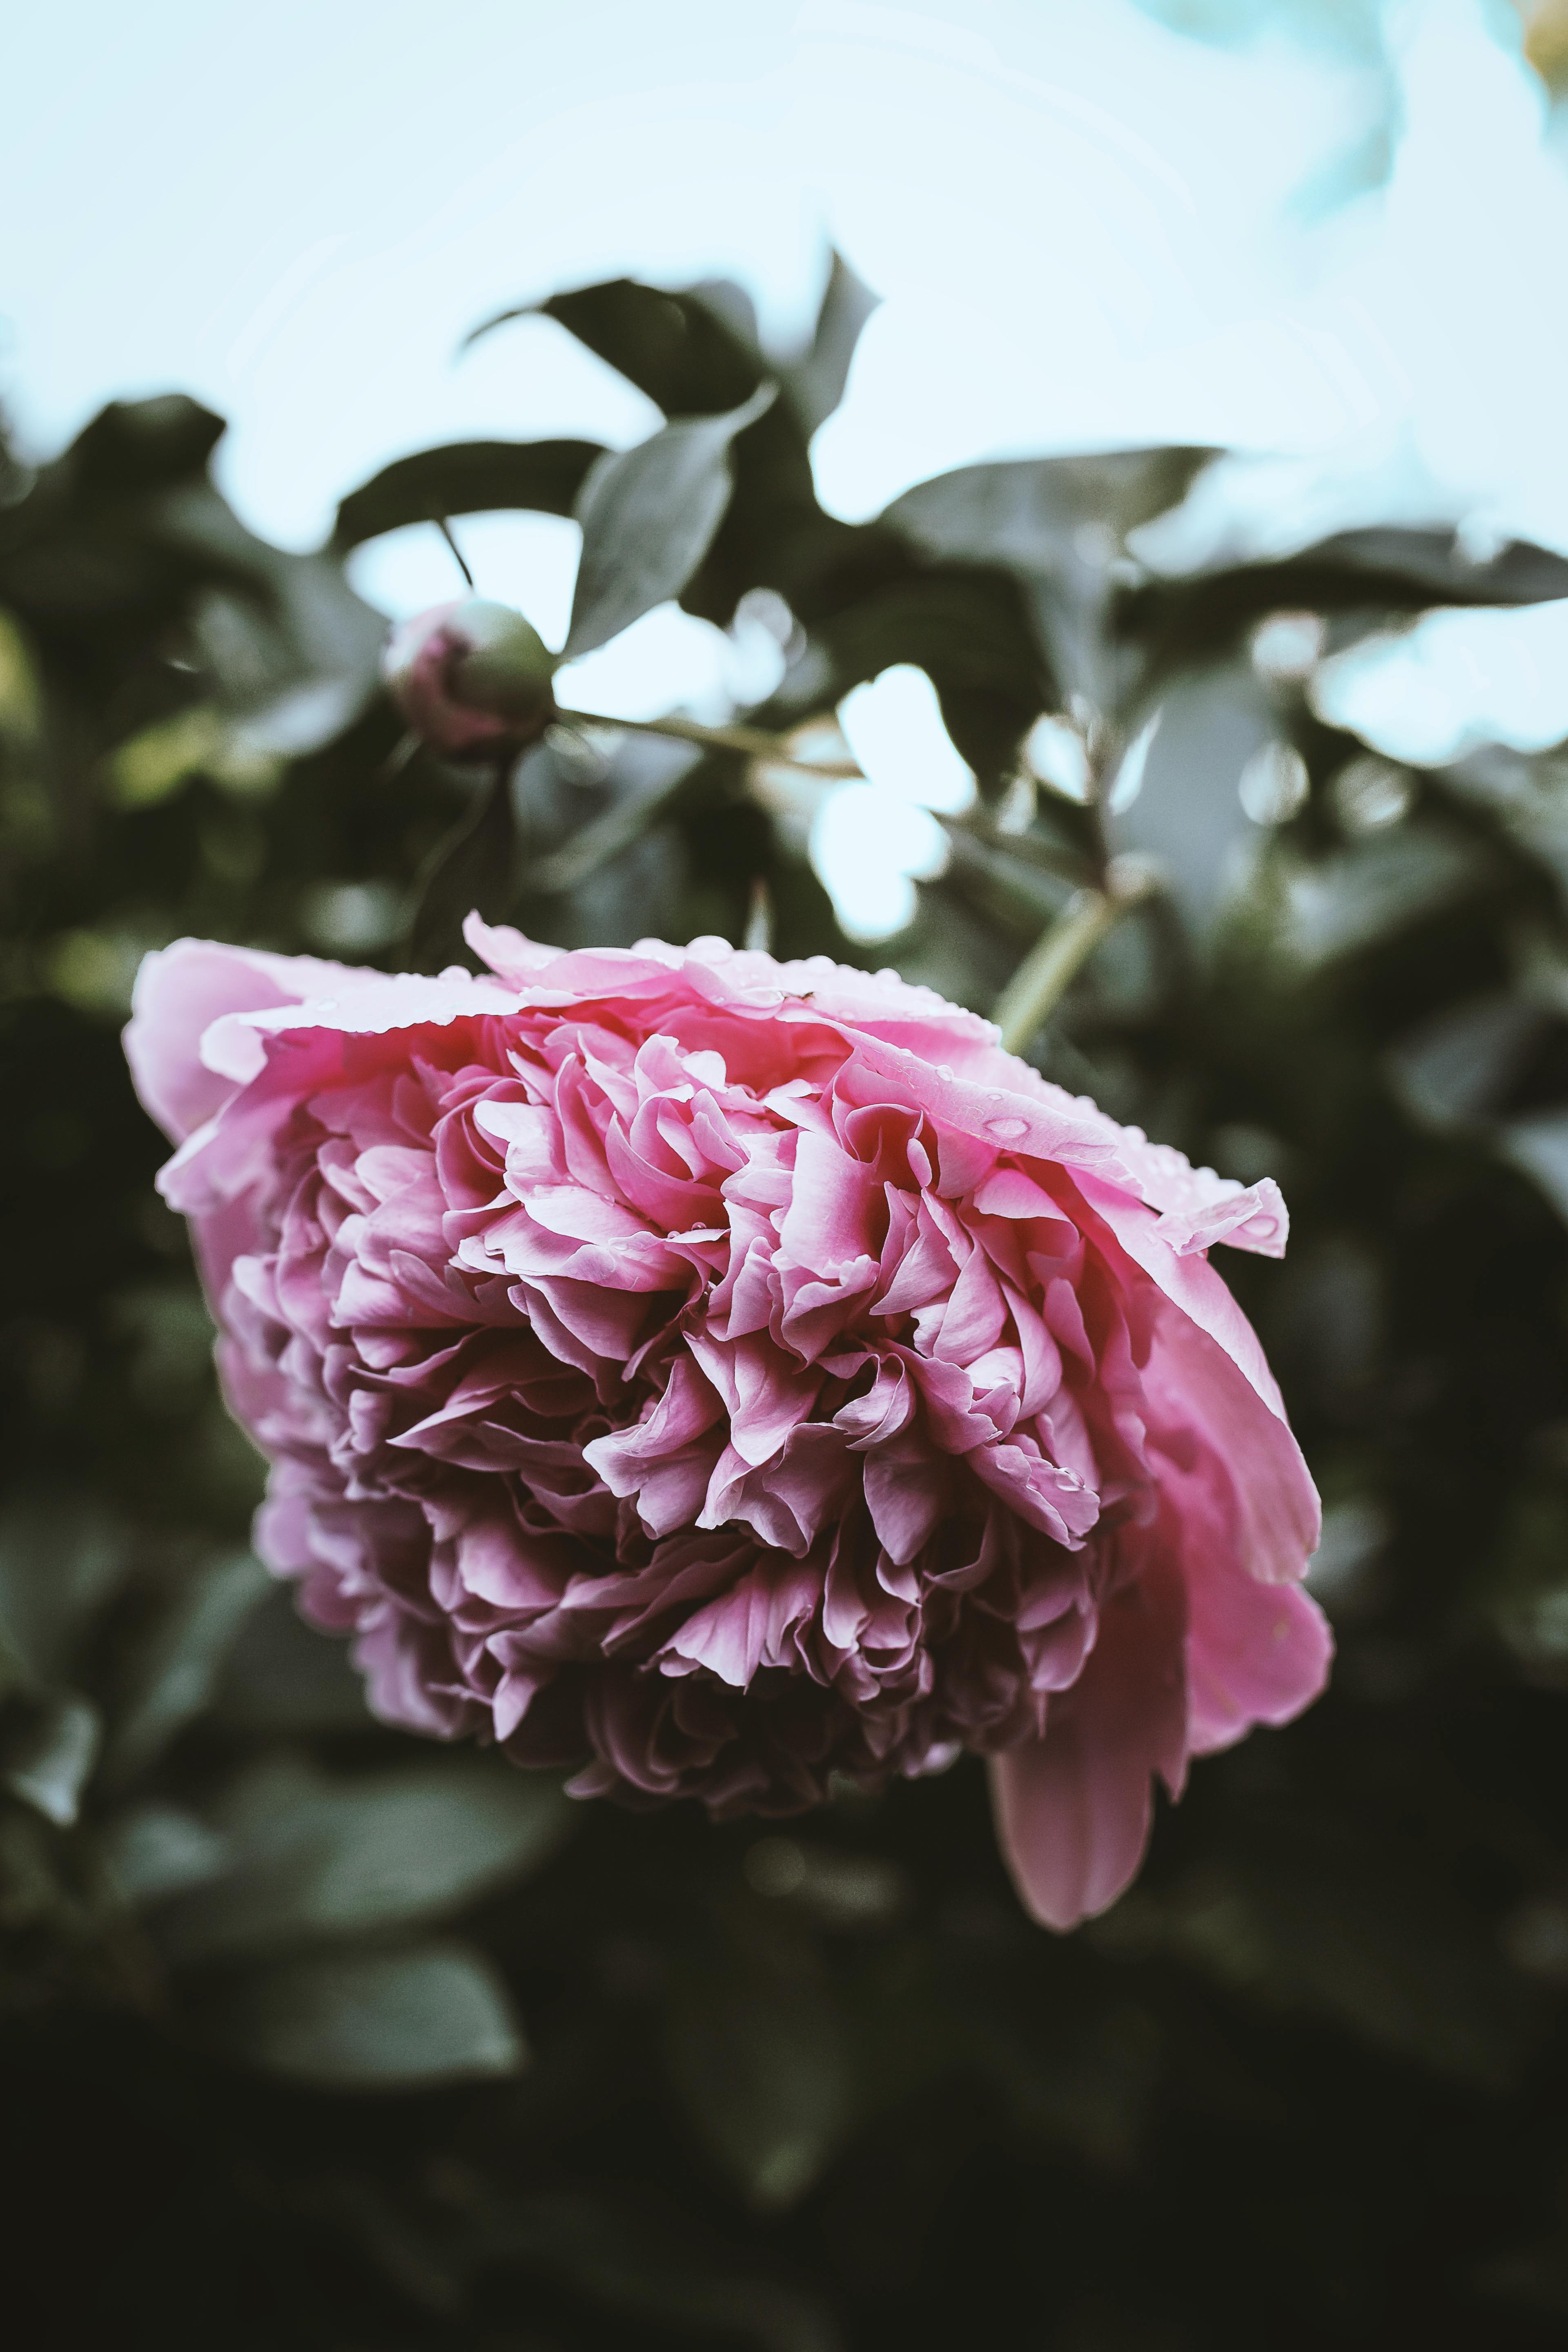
[
  {"x1": 991, "y1": 859, "x2": 1156, "y2": 1056},
  {"x1": 552, "y1": 706, "x2": 862, "y2": 780}
]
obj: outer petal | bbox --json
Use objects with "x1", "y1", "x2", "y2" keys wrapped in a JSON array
[
  {"x1": 988, "y1": 1555, "x2": 1187, "y2": 1931},
  {"x1": 156, "y1": 967, "x2": 524, "y2": 1226},
  {"x1": 1184, "y1": 1563, "x2": 1332, "y2": 1757},
  {"x1": 1078, "y1": 1180, "x2": 1321, "y2": 1584},
  {"x1": 124, "y1": 938, "x2": 360, "y2": 1144},
  {"x1": 804, "y1": 1027, "x2": 1290, "y2": 1256}
]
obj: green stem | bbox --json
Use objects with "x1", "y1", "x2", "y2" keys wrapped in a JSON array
[
  {"x1": 435, "y1": 514, "x2": 476, "y2": 590},
  {"x1": 991, "y1": 866, "x2": 1154, "y2": 1056},
  {"x1": 552, "y1": 706, "x2": 862, "y2": 780}
]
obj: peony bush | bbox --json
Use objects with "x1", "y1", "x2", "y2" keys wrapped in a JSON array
[{"x1": 126, "y1": 914, "x2": 1328, "y2": 1928}]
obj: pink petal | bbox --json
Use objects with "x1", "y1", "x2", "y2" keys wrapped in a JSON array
[
  {"x1": 988, "y1": 1558, "x2": 1187, "y2": 1931},
  {"x1": 125, "y1": 937, "x2": 359, "y2": 1143},
  {"x1": 1185, "y1": 1558, "x2": 1333, "y2": 1757}
]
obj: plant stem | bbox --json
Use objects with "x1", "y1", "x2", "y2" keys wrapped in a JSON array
[
  {"x1": 991, "y1": 864, "x2": 1155, "y2": 1055},
  {"x1": 435, "y1": 515, "x2": 475, "y2": 589},
  {"x1": 552, "y1": 706, "x2": 862, "y2": 780},
  {"x1": 744, "y1": 875, "x2": 774, "y2": 953}
]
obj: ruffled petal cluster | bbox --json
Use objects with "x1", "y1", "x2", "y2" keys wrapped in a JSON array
[{"x1": 125, "y1": 917, "x2": 1329, "y2": 1927}]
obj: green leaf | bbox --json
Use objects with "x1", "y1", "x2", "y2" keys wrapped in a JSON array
[
  {"x1": 331, "y1": 438, "x2": 606, "y2": 552},
  {"x1": 0, "y1": 395, "x2": 386, "y2": 771},
  {"x1": 1386, "y1": 992, "x2": 1548, "y2": 1132},
  {"x1": 802, "y1": 571, "x2": 1045, "y2": 791},
  {"x1": 103, "y1": 702, "x2": 283, "y2": 806},
  {"x1": 883, "y1": 447, "x2": 1214, "y2": 708},
  {"x1": 1121, "y1": 527, "x2": 1568, "y2": 684},
  {"x1": 102, "y1": 1549, "x2": 271, "y2": 1786},
  {"x1": 782, "y1": 250, "x2": 880, "y2": 439},
  {"x1": 1484, "y1": 1483, "x2": 1568, "y2": 1682},
  {"x1": 1103, "y1": 664, "x2": 1277, "y2": 934},
  {"x1": 1269, "y1": 821, "x2": 1490, "y2": 973},
  {"x1": 666, "y1": 1960, "x2": 854, "y2": 2209},
  {"x1": 1094, "y1": 1829, "x2": 1533, "y2": 2090},
  {"x1": 935, "y1": 824, "x2": 1080, "y2": 938},
  {"x1": 564, "y1": 384, "x2": 777, "y2": 660},
  {"x1": 159, "y1": 1755, "x2": 574, "y2": 1963},
  {"x1": 201, "y1": 1940, "x2": 526, "y2": 2089},
  {"x1": 1305, "y1": 525, "x2": 1568, "y2": 609},
  {"x1": 1496, "y1": 1114, "x2": 1568, "y2": 1223},
  {"x1": 56, "y1": 394, "x2": 227, "y2": 497},
  {"x1": 99, "y1": 1802, "x2": 229, "y2": 1906},
  {"x1": 468, "y1": 278, "x2": 764, "y2": 417},
  {"x1": 0, "y1": 1690, "x2": 101, "y2": 1826},
  {"x1": 0, "y1": 1497, "x2": 130, "y2": 1686},
  {"x1": 216, "y1": 1586, "x2": 369, "y2": 1734},
  {"x1": 1442, "y1": 744, "x2": 1568, "y2": 909},
  {"x1": 524, "y1": 735, "x2": 704, "y2": 897}
]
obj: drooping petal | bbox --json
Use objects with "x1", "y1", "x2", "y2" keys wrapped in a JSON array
[
  {"x1": 988, "y1": 1555, "x2": 1187, "y2": 1931},
  {"x1": 1184, "y1": 1555, "x2": 1333, "y2": 1757}
]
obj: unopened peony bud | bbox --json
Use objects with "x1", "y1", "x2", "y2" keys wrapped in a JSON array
[{"x1": 382, "y1": 597, "x2": 557, "y2": 761}]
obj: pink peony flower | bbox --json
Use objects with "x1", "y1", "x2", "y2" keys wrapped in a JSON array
[{"x1": 125, "y1": 920, "x2": 1329, "y2": 1929}]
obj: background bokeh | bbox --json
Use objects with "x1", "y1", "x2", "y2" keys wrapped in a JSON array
[{"x1": 9, "y1": 4, "x2": 1568, "y2": 2347}]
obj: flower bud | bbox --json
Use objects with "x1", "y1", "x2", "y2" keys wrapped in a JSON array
[{"x1": 381, "y1": 597, "x2": 557, "y2": 761}]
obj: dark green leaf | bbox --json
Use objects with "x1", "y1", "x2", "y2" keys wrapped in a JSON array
[
  {"x1": 0, "y1": 1497, "x2": 130, "y2": 1685},
  {"x1": 883, "y1": 447, "x2": 1214, "y2": 708},
  {"x1": 1308, "y1": 526, "x2": 1568, "y2": 608},
  {"x1": 936, "y1": 823, "x2": 1081, "y2": 937},
  {"x1": 99, "y1": 1802, "x2": 229, "y2": 1906},
  {"x1": 160, "y1": 1755, "x2": 573, "y2": 1962},
  {"x1": 331, "y1": 438, "x2": 606, "y2": 552},
  {"x1": 1094, "y1": 1827, "x2": 1533, "y2": 2089},
  {"x1": 800, "y1": 570, "x2": 1042, "y2": 788},
  {"x1": 1442, "y1": 744, "x2": 1568, "y2": 909},
  {"x1": 103, "y1": 1549, "x2": 270, "y2": 1786},
  {"x1": 564, "y1": 384, "x2": 776, "y2": 659},
  {"x1": 201, "y1": 1940, "x2": 526, "y2": 2088},
  {"x1": 1497, "y1": 1113, "x2": 1568, "y2": 1223},
  {"x1": 0, "y1": 1690, "x2": 100, "y2": 1826},
  {"x1": 1269, "y1": 821, "x2": 1491, "y2": 972},
  {"x1": 44, "y1": 394, "x2": 226, "y2": 500},
  {"x1": 1121, "y1": 526, "x2": 1568, "y2": 682},
  {"x1": 666, "y1": 1958, "x2": 854, "y2": 2209},
  {"x1": 0, "y1": 396, "x2": 385, "y2": 770},
  {"x1": 1485, "y1": 1485, "x2": 1568, "y2": 1682},
  {"x1": 782, "y1": 250, "x2": 880, "y2": 439},
  {"x1": 525, "y1": 735, "x2": 704, "y2": 896},
  {"x1": 1387, "y1": 992, "x2": 1548, "y2": 1131},
  {"x1": 216, "y1": 1586, "x2": 370, "y2": 1733},
  {"x1": 686, "y1": 277, "x2": 760, "y2": 350},
  {"x1": 1103, "y1": 664, "x2": 1276, "y2": 933},
  {"x1": 468, "y1": 278, "x2": 764, "y2": 416}
]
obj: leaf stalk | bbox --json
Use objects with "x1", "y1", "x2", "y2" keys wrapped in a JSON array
[{"x1": 551, "y1": 706, "x2": 862, "y2": 780}]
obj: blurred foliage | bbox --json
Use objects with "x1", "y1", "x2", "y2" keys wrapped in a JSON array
[{"x1": 7, "y1": 255, "x2": 1568, "y2": 2350}]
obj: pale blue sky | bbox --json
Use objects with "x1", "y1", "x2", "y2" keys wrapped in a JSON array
[
  {"x1": 7, "y1": 0, "x2": 1563, "y2": 537},
  {"x1": 5, "y1": 0, "x2": 1568, "y2": 893}
]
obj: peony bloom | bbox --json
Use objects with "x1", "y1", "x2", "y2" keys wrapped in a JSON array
[{"x1": 125, "y1": 920, "x2": 1329, "y2": 1929}]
